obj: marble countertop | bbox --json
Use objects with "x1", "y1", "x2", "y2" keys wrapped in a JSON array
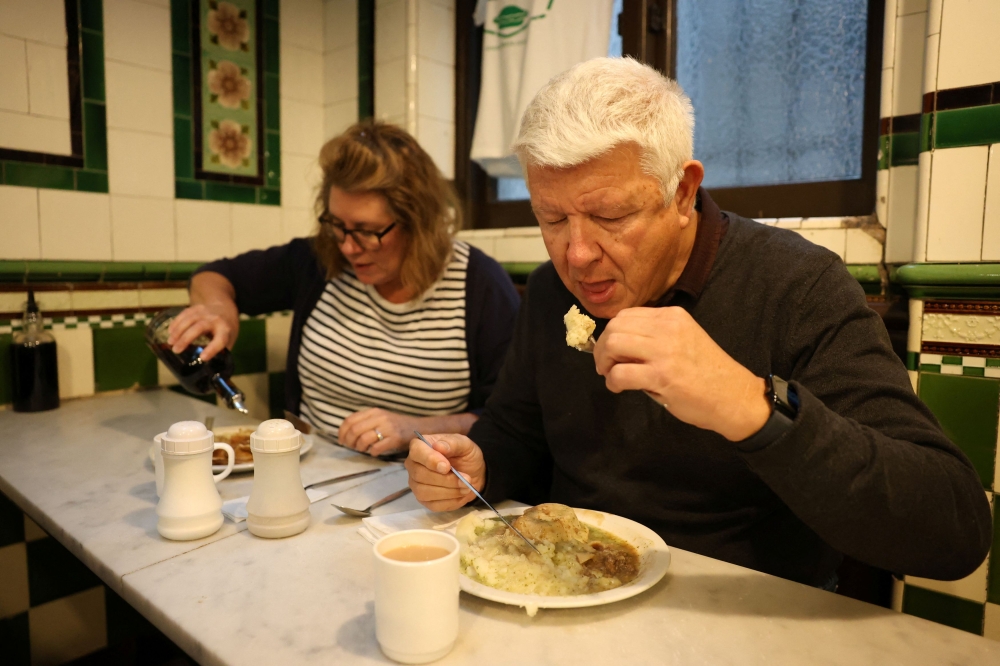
[{"x1": 3, "y1": 389, "x2": 999, "y2": 665}]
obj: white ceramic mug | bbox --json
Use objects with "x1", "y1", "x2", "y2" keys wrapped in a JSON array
[
  {"x1": 152, "y1": 433, "x2": 235, "y2": 497},
  {"x1": 373, "y1": 530, "x2": 460, "y2": 664}
]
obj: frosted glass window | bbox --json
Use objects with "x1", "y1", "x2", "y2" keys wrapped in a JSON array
[
  {"x1": 677, "y1": 0, "x2": 869, "y2": 189},
  {"x1": 496, "y1": 0, "x2": 624, "y2": 201}
]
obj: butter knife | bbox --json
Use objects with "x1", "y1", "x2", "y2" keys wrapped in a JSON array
[
  {"x1": 303, "y1": 467, "x2": 380, "y2": 491},
  {"x1": 413, "y1": 431, "x2": 540, "y2": 554}
]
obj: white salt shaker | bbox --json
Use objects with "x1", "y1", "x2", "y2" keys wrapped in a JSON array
[
  {"x1": 156, "y1": 421, "x2": 235, "y2": 541},
  {"x1": 246, "y1": 419, "x2": 310, "y2": 538}
]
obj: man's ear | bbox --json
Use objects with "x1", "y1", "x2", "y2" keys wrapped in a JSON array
[{"x1": 674, "y1": 160, "x2": 705, "y2": 222}]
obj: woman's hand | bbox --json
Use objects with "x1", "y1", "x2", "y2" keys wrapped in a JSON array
[
  {"x1": 338, "y1": 409, "x2": 479, "y2": 458},
  {"x1": 404, "y1": 433, "x2": 485, "y2": 511},
  {"x1": 166, "y1": 303, "x2": 239, "y2": 361},
  {"x1": 338, "y1": 408, "x2": 420, "y2": 457}
]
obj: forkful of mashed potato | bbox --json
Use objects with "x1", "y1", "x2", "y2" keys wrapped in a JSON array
[{"x1": 564, "y1": 305, "x2": 667, "y2": 408}]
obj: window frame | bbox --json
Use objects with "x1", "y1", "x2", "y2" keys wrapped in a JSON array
[{"x1": 454, "y1": 0, "x2": 885, "y2": 227}]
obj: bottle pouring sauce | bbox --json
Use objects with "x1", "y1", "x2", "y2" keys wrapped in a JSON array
[{"x1": 145, "y1": 307, "x2": 248, "y2": 414}]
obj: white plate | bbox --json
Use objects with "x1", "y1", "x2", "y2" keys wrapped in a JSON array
[
  {"x1": 455, "y1": 507, "x2": 670, "y2": 614},
  {"x1": 148, "y1": 425, "x2": 314, "y2": 474}
]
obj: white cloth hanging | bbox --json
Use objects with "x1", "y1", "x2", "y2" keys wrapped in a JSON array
[{"x1": 470, "y1": 0, "x2": 614, "y2": 178}]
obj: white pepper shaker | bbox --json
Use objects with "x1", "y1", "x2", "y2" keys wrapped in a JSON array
[{"x1": 246, "y1": 419, "x2": 310, "y2": 538}]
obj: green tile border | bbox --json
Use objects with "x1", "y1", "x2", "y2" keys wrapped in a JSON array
[
  {"x1": 892, "y1": 264, "x2": 1000, "y2": 299},
  {"x1": 902, "y1": 585, "x2": 985, "y2": 635},
  {"x1": 989, "y1": 503, "x2": 1000, "y2": 604},
  {"x1": 878, "y1": 133, "x2": 920, "y2": 170},
  {"x1": 172, "y1": 0, "x2": 280, "y2": 205},
  {"x1": 0, "y1": 0, "x2": 109, "y2": 192},
  {"x1": 358, "y1": 0, "x2": 375, "y2": 120},
  {"x1": 933, "y1": 105, "x2": 1000, "y2": 151},
  {"x1": 0, "y1": 261, "x2": 203, "y2": 284}
]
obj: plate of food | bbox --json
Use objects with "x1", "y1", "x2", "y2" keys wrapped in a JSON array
[
  {"x1": 454, "y1": 503, "x2": 670, "y2": 616},
  {"x1": 149, "y1": 425, "x2": 313, "y2": 473}
]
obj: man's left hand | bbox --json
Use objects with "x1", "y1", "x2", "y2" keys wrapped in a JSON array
[{"x1": 593, "y1": 307, "x2": 771, "y2": 442}]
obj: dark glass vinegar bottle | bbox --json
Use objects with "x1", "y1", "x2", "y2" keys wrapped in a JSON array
[
  {"x1": 145, "y1": 307, "x2": 248, "y2": 413},
  {"x1": 11, "y1": 291, "x2": 60, "y2": 412}
]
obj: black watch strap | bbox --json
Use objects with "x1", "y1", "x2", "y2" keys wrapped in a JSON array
[{"x1": 736, "y1": 375, "x2": 798, "y2": 453}]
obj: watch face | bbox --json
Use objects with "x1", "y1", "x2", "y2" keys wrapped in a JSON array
[{"x1": 770, "y1": 375, "x2": 796, "y2": 418}]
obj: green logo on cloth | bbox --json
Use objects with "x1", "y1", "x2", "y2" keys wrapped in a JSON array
[{"x1": 486, "y1": 1, "x2": 554, "y2": 38}]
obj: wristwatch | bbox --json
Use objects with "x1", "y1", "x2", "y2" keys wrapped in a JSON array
[
  {"x1": 737, "y1": 374, "x2": 799, "y2": 452},
  {"x1": 765, "y1": 374, "x2": 798, "y2": 420}
]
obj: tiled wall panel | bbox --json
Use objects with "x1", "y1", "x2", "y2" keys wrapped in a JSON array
[
  {"x1": 0, "y1": 186, "x2": 41, "y2": 259},
  {"x1": 925, "y1": 146, "x2": 988, "y2": 261},
  {"x1": 38, "y1": 190, "x2": 112, "y2": 261},
  {"x1": 936, "y1": 0, "x2": 1000, "y2": 90},
  {"x1": 983, "y1": 145, "x2": 1000, "y2": 262}
]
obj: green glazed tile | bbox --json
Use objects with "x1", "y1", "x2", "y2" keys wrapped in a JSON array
[
  {"x1": 231, "y1": 319, "x2": 266, "y2": 375},
  {"x1": 902, "y1": 585, "x2": 984, "y2": 635},
  {"x1": 168, "y1": 384, "x2": 217, "y2": 406},
  {"x1": 0, "y1": 612, "x2": 30, "y2": 666},
  {"x1": 3, "y1": 163, "x2": 74, "y2": 190},
  {"x1": 102, "y1": 263, "x2": 146, "y2": 281},
  {"x1": 889, "y1": 132, "x2": 919, "y2": 167},
  {"x1": 942, "y1": 356, "x2": 963, "y2": 365},
  {"x1": 82, "y1": 30, "x2": 105, "y2": 102},
  {"x1": 264, "y1": 0, "x2": 280, "y2": 19},
  {"x1": 268, "y1": 371, "x2": 285, "y2": 418},
  {"x1": 964, "y1": 367, "x2": 986, "y2": 377},
  {"x1": 264, "y1": 18, "x2": 279, "y2": 74},
  {"x1": 0, "y1": 261, "x2": 27, "y2": 282},
  {"x1": 918, "y1": 373, "x2": 1000, "y2": 488},
  {"x1": 164, "y1": 262, "x2": 202, "y2": 281},
  {"x1": 0, "y1": 334, "x2": 12, "y2": 407},
  {"x1": 25, "y1": 261, "x2": 103, "y2": 282},
  {"x1": 0, "y1": 490, "x2": 24, "y2": 547},
  {"x1": 259, "y1": 188, "x2": 280, "y2": 205},
  {"x1": 84, "y1": 102, "x2": 108, "y2": 170},
  {"x1": 989, "y1": 503, "x2": 1000, "y2": 603},
  {"x1": 76, "y1": 170, "x2": 108, "y2": 193},
  {"x1": 93, "y1": 326, "x2": 158, "y2": 392},
  {"x1": 26, "y1": 537, "x2": 103, "y2": 607},
  {"x1": 175, "y1": 179, "x2": 204, "y2": 200},
  {"x1": 170, "y1": 0, "x2": 191, "y2": 55},
  {"x1": 877, "y1": 134, "x2": 889, "y2": 170},
  {"x1": 265, "y1": 131, "x2": 280, "y2": 185},
  {"x1": 265, "y1": 74, "x2": 280, "y2": 131},
  {"x1": 172, "y1": 54, "x2": 192, "y2": 116},
  {"x1": 205, "y1": 182, "x2": 256, "y2": 204},
  {"x1": 174, "y1": 117, "x2": 193, "y2": 179},
  {"x1": 80, "y1": 0, "x2": 104, "y2": 32},
  {"x1": 906, "y1": 351, "x2": 919, "y2": 371},
  {"x1": 988, "y1": 359, "x2": 1000, "y2": 368},
  {"x1": 935, "y1": 105, "x2": 1000, "y2": 150},
  {"x1": 920, "y1": 113, "x2": 934, "y2": 152}
]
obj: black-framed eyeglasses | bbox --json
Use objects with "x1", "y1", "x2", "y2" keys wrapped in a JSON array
[{"x1": 318, "y1": 213, "x2": 397, "y2": 251}]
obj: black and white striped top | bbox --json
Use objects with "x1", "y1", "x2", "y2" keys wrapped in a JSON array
[{"x1": 298, "y1": 241, "x2": 473, "y2": 435}]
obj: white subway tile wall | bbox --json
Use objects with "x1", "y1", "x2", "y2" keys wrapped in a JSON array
[
  {"x1": 104, "y1": 61, "x2": 173, "y2": 135},
  {"x1": 38, "y1": 190, "x2": 112, "y2": 261},
  {"x1": 110, "y1": 196, "x2": 177, "y2": 261},
  {"x1": 324, "y1": 0, "x2": 359, "y2": 139},
  {"x1": 891, "y1": 11, "x2": 925, "y2": 117},
  {"x1": 175, "y1": 199, "x2": 233, "y2": 261},
  {"x1": 797, "y1": 228, "x2": 847, "y2": 260},
  {"x1": 926, "y1": 145, "x2": 989, "y2": 262},
  {"x1": 0, "y1": 0, "x2": 72, "y2": 156},
  {"x1": 983, "y1": 145, "x2": 1000, "y2": 262},
  {"x1": 0, "y1": 186, "x2": 41, "y2": 259},
  {"x1": 936, "y1": 0, "x2": 1000, "y2": 90},
  {"x1": 51, "y1": 327, "x2": 96, "y2": 399},
  {"x1": 845, "y1": 229, "x2": 884, "y2": 264},
  {"x1": 884, "y1": 165, "x2": 919, "y2": 263},
  {"x1": 231, "y1": 204, "x2": 283, "y2": 255},
  {"x1": 106, "y1": 129, "x2": 174, "y2": 198}
]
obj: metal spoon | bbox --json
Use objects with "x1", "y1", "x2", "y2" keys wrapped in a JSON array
[
  {"x1": 412, "y1": 431, "x2": 541, "y2": 554},
  {"x1": 332, "y1": 486, "x2": 412, "y2": 517}
]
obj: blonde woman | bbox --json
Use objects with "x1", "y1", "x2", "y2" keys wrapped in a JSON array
[{"x1": 168, "y1": 121, "x2": 519, "y2": 457}]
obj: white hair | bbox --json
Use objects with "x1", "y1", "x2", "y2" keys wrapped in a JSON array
[{"x1": 513, "y1": 57, "x2": 695, "y2": 204}]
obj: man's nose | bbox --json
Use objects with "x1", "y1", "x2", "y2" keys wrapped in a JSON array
[{"x1": 565, "y1": 219, "x2": 601, "y2": 268}]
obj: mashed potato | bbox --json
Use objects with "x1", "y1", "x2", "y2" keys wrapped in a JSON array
[
  {"x1": 564, "y1": 305, "x2": 596, "y2": 349},
  {"x1": 456, "y1": 504, "x2": 638, "y2": 597}
]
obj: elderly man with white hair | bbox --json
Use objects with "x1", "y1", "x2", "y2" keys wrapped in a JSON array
[{"x1": 405, "y1": 58, "x2": 991, "y2": 588}]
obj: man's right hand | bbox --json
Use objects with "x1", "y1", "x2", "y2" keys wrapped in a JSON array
[{"x1": 405, "y1": 433, "x2": 486, "y2": 512}]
